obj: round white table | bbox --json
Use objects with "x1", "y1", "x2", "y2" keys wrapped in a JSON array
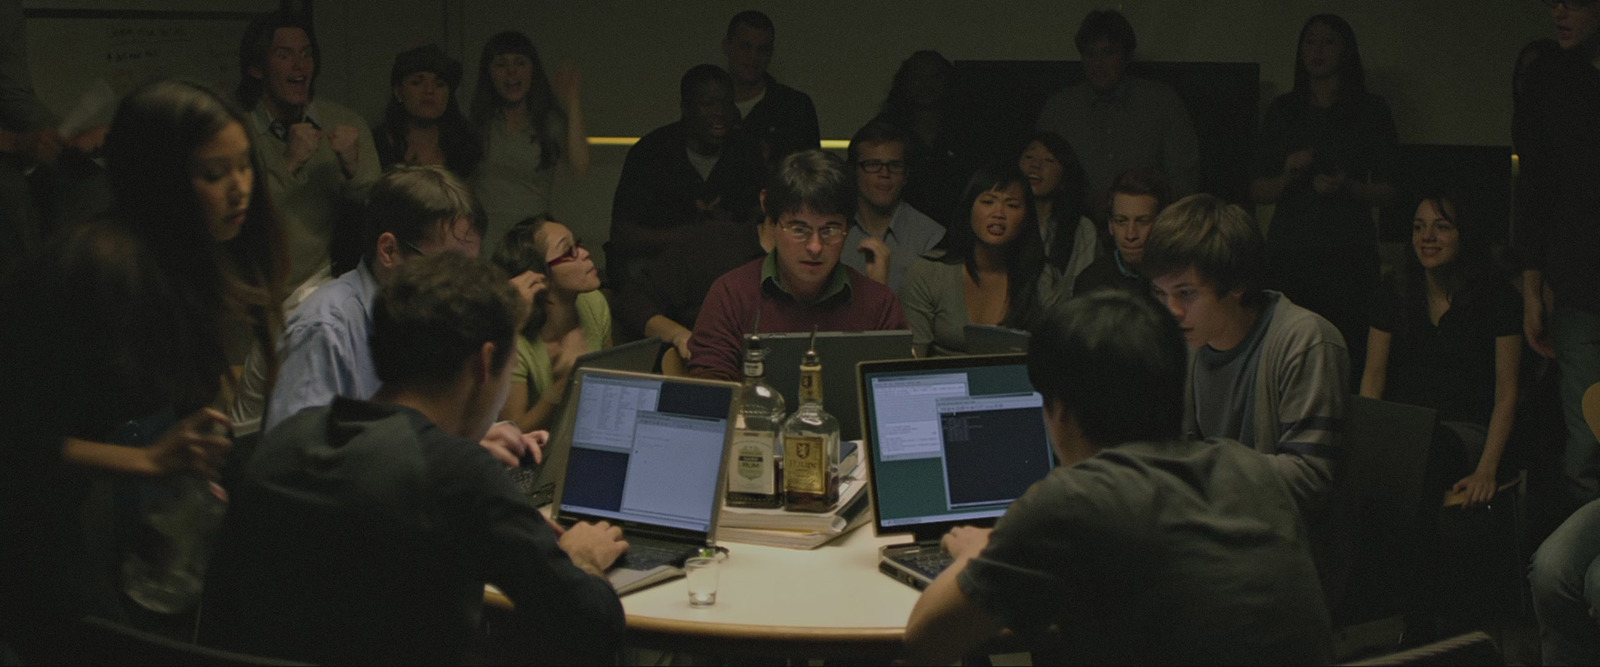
[{"x1": 487, "y1": 526, "x2": 922, "y2": 659}]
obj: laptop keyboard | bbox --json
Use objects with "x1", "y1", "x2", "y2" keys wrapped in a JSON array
[
  {"x1": 612, "y1": 541, "x2": 696, "y2": 571},
  {"x1": 896, "y1": 548, "x2": 954, "y2": 579}
]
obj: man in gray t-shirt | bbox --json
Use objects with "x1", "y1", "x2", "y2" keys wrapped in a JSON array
[{"x1": 904, "y1": 290, "x2": 1333, "y2": 665}]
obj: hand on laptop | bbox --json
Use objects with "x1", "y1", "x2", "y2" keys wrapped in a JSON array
[
  {"x1": 479, "y1": 422, "x2": 547, "y2": 467},
  {"x1": 941, "y1": 526, "x2": 992, "y2": 563},
  {"x1": 560, "y1": 520, "x2": 630, "y2": 578}
]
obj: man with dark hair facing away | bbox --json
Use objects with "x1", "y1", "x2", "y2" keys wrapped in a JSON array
[
  {"x1": 204, "y1": 253, "x2": 627, "y2": 664},
  {"x1": 236, "y1": 11, "x2": 381, "y2": 288},
  {"x1": 722, "y1": 10, "x2": 820, "y2": 164},
  {"x1": 688, "y1": 149, "x2": 906, "y2": 381},
  {"x1": 903, "y1": 289, "x2": 1334, "y2": 664},
  {"x1": 608, "y1": 64, "x2": 764, "y2": 291},
  {"x1": 1036, "y1": 9, "x2": 1198, "y2": 204}
]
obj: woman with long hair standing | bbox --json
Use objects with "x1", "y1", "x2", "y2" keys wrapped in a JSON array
[
  {"x1": 1251, "y1": 14, "x2": 1397, "y2": 371},
  {"x1": 470, "y1": 32, "x2": 590, "y2": 254},
  {"x1": 373, "y1": 44, "x2": 483, "y2": 178},
  {"x1": 0, "y1": 79, "x2": 286, "y2": 658}
]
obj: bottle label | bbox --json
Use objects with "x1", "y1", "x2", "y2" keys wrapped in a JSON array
[
  {"x1": 798, "y1": 368, "x2": 823, "y2": 403},
  {"x1": 784, "y1": 434, "x2": 826, "y2": 494},
  {"x1": 728, "y1": 430, "x2": 775, "y2": 495},
  {"x1": 743, "y1": 360, "x2": 764, "y2": 378}
]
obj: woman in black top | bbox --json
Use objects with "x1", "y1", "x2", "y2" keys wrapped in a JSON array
[
  {"x1": 373, "y1": 44, "x2": 483, "y2": 178},
  {"x1": 1251, "y1": 14, "x2": 1397, "y2": 371},
  {"x1": 878, "y1": 50, "x2": 963, "y2": 223},
  {"x1": 1017, "y1": 131, "x2": 1098, "y2": 285},
  {"x1": 1360, "y1": 191, "x2": 1520, "y2": 506},
  {"x1": 0, "y1": 80, "x2": 286, "y2": 657}
]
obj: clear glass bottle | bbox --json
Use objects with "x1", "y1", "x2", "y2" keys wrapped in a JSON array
[
  {"x1": 727, "y1": 333, "x2": 786, "y2": 508},
  {"x1": 782, "y1": 331, "x2": 840, "y2": 512}
]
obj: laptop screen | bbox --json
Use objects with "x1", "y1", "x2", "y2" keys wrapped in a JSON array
[
  {"x1": 558, "y1": 372, "x2": 733, "y2": 533},
  {"x1": 862, "y1": 356, "x2": 1055, "y2": 534}
]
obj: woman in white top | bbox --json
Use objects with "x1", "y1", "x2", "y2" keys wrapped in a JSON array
[
  {"x1": 1018, "y1": 131, "x2": 1100, "y2": 292},
  {"x1": 470, "y1": 32, "x2": 590, "y2": 254}
]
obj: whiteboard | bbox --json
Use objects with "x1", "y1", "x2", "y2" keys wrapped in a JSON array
[{"x1": 24, "y1": 6, "x2": 276, "y2": 131}]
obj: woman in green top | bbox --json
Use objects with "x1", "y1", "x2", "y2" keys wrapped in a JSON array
[{"x1": 491, "y1": 217, "x2": 610, "y2": 431}]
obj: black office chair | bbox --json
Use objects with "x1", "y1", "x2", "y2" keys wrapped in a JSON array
[
  {"x1": 1340, "y1": 630, "x2": 1502, "y2": 666},
  {"x1": 71, "y1": 616, "x2": 310, "y2": 666},
  {"x1": 1333, "y1": 396, "x2": 1439, "y2": 658}
]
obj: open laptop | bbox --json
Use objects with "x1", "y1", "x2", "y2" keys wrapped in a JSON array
[
  {"x1": 509, "y1": 336, "x2": 661, "y2": 504},
  {"x1": 963, "y1": 324, "x2": 1030, "y2": 355},
  {"x1": 859, "y1": 354, "x2": 1056, "y2": 590},
  {"x1": 751, "y1": 329, "x2": 913, "y2": 442},
  {"x1": 548, "y1": 368, "x2": 737, "y2": 594}
]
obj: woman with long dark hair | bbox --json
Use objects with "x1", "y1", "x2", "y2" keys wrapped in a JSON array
[
  {"x1": 878, "y1": 50, "x2": 963, "y2": 222},
  {"x1": 1251, "y1": 14, "x2": 1397, "y2": 371},
  {"x1": 470, "y1": 32, "x2": 590, "y2": 253},
  {"x1": 1017, "y1": 131, "x2": 1099, "y2": 289},
  {"x1": 0, "y1": 79, "x2": 286, "y2": 657},
  {"x1": 901, "y1": 164, "x2": 1057, "y2": 356},
  {"x1": 373, "y1": 44, "x2": 482, "y2": 178},
  {"x1": 1360, "y1": 190, "x2": 1520, "y2": 505}
]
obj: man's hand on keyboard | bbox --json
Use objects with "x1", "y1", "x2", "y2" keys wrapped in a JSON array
[
  {"x1": 560, "y1": 520, "x2": 630, "y2": 578},
  {"x1": 941, "y1": 526, "x2": 992, "y2": 562}
]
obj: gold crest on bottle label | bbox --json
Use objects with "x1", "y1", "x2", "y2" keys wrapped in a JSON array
[{"x1": 784, "y1": 434, "x2": 826, "y2": 494}]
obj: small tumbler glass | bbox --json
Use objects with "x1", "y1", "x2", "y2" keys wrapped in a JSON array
[{"x1": 684, "y1": 556, "x2": 720, "y2": 607}]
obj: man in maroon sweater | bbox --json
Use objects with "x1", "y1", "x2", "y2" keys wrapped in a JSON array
[{"x1": 689, "y1": 150, "x2": 906, "y2": 380}]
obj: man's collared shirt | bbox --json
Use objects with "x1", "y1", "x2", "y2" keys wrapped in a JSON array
[
  {"x1": 840, "y1": 201, "x2": 945, "y2": 293},
  {"x1": 264, "y1": 260, "x2": 382, "y2": 430},
  {"x1": 760, "y1": 249, "x2": 850, "y2": 306}
]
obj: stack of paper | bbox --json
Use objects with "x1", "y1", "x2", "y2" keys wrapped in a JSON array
[{"x1": 717, "y1": 467, "x2": 872, "y2": 549}]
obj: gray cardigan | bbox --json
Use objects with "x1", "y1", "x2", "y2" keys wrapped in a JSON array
[{"x1": 901, "y1": 254, "x2": 1059, "y2": 357}]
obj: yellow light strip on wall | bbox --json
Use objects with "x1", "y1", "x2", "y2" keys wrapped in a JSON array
[{"x1": 587, "y1": 137, "x2": 849, "y2": 149}]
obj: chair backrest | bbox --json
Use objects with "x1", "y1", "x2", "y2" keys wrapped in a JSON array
[
  {"x1": 1341, "y1": 630, "x2": 1502, "y2": 666},
  {"x1": 1336, "y1": 395, "x2": 1439, "y2": 626},
  {"x1": 73, "y1": 616, "x2": 310, "y2": 666},
  {"x1": 1345, "y1": 395, "x2": 1439, "y2": 515}
]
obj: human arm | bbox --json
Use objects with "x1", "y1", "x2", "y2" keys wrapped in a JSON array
[
  {"x1": 644, "y1": 315, "x2": 693, "y2": 362},
  {"x1": 337, "y1": 116, "x2": 382, "y2": 200},
  {"x1": 1523, "y1": 269, "x2": 1556, "y2": 358},
  {"x1": 856, "y1": 236, "x2": 892, "y2": 286},
  {"x1": 499, "y1": 329, "x2": 586, "y2": 432},
  {"x1": 904, "y1": 527, "x2": 1006, "y2": 665},
  {"x1": 1272, "y1": 337, "x2": 1350, "y2": 512},
  {"x1": 1359, "y1": 327, "x2": 1391, "y2": 399},
  {"x1": 685, "y1": 274, "x2": 747, "y2": 381},
  {"x1": 1453, "y1": 334, "x2": 1523, "y2": 506},
  {"x1": 61, "y1": 407, "x2": 232, "y2": 479},
  {"x1": 552, "y1": 62, "x2": 591, "y2": 176},
  {"x1": 478, "y1": 421, "x2": 546, "y2": 468},
  {"x1": 264, "y1": 320, "x2": 360, "y2": 432},
  {"x1": 1250, "y1": 149, "x2": 1314, "y2": 204},
  {"x1": 899, "y1": 258, "x2": 940, "y2": 357}
]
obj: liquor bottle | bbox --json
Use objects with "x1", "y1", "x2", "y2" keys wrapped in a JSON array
[
  {"x1": 727, "y1": 331, "x2": 786, "y2": 508},
  {"x1": 782, "y1": 329, "x2": 840, "y2": 512}
]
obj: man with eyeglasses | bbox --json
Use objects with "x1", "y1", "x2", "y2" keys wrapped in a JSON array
[
  {"x1": 839, "y1": 120, "x2": 944, "y2": 293},
  {"x1": 263, "y1": 167, "x2": 544, "y2": 467},
  {"x1": 688, "y1": 150, "x2": 906, "y2": 381},
  {"x1": 1521, "y1": 0, "x2": 1600, "y2": 662}
]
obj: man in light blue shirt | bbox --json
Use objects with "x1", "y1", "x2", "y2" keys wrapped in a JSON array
[
  {"x1": 839, "y1": 119, "x2": 944, "y2": 294},
  {"x1": 267, "y1": 166, "x2": 485, "y2": 430}
]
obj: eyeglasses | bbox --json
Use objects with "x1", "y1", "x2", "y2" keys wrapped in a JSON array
[
  {"x1": 547, "y1": 240, "x2": 586, "y2": 268},
  {"x1": 779, "y1": 223, "x2": 846, "y2": 244},
  {"x1": 856, "y1": 159, "x2": 907, "y2": 175},
  {"x1": 401, "y1": 239, "x2": 428, "y2": 256},
  {"x1": 1542, "y1": 0, "x2": 1597, "y2": 8}
]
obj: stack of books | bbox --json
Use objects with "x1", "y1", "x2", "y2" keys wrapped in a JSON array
[{"x1": 717, "y1": 442, "x2": 871, "y2": 549}]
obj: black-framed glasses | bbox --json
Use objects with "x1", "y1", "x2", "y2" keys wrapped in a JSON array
[
  {"x1": 1542, "y1": 0, "x2": 1598, "y2": 8},
  {"x1": 857, "y1": 159, "x2": 907, "y2": 175},
  {"x1": 401, "y1": 239, "x2": 428, "y2": 256},
  {"x1": 779, "y1": 223, "x2": 846, "y2": 244},
  {"x1": 547, "y1": 240, "x2": 586, "y2": 268}
]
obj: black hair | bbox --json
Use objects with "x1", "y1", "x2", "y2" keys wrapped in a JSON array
[
  {"x1": 371, "y1": 253, "x2": 522, "y2": 388},
  {"x1": 680, "y1": 64, "x2": 735, "y2": 110},
  {"x1": 378, "y1": 44, "x2": 483, "y2": 178},
  {"x1": 1017, "y1": 131, "x2": 1088, "y2": 269},
  {"x1": 470, "y1": 31, "x2": 564, "y2": 170},
  {"x1": 939, "y1": 164, "x2": 1049, "y2": 330},
  {"x1": 763, "y1": 149, "x2": 855, "y2": 221},
  {"x1": 1075, "y1": 9, "x2": 1137, "y2": 56},
  {"x1": 1028, "y1": 288, "x2": 1187, "y2": 444},
  {"x1": 1290, "y1": 14, "x2": 1367, "y2": 108},
  {"x1": 1391, "y1": 188, "x2": 1498, "y2": 340},
  {"x1": 490, "y1": 216, "x2": 553, "y2": 336},
  {"x1": 846, "y1": 118, "x2": 912, "y2": 166},
  {"x1": 235, "y1": 11, "x2": 318, "y2": 110},
  {"x1": 879, "y1": 50, "x2": 954, "y2": 124},
  {"x1": 361, "y1": 166, "x2": 485, "y2": 264},
  {"x1": 725, "y1": 10, "x2": 775, "y2": 40}
]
